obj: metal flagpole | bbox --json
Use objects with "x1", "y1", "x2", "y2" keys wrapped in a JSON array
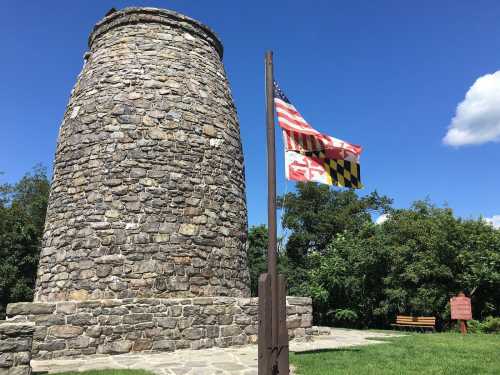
[
  {"x1": 265, "y1": 51, "x2": 278, "y2": 374},
  {"x1": 258, "y1": 50, "x2": 289, "y2": 375}
]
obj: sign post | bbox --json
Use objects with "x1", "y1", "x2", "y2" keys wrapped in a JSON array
[
  {"x1": 450, "y1": 292, "x2": 472, "y2": 335},
  {"x1": 258, "y1": 51, "x2": 289, "y2": 375}
]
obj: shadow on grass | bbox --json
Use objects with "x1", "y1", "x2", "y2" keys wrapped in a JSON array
[
  {"x1": 294, "y1": 348, "x2": 361, "y2": 355},
  {"x1": 364, "y1": 337, "x2": 398, "y2": 342}
]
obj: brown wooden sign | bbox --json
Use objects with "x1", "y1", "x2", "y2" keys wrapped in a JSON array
[{"x1": 450, "y1": 295, "x2": 472, "y2": 321}]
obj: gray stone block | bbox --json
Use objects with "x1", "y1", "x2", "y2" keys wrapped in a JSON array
[
  {"x1": 98, "y1": 340, "x2": 132, "y2": 354},
  {"x1": 0, "y1": 353, "x2": 13, "y2": 368},
  {"x1": 13, "y1": 352, "x2": 30, "y2": 366},
  {"x1": 182, "y1": 328, "x2": 203, "y2": 340},
  {"x1": 48, "y1": 325, "x2": 84, "y2": 338},
  {"x1": 220, "y1": 325, "x2": 241, "y2": 337},
  {"x1": 152, "y1": 340, "x2": 175, "y2": 351},
  {"x1": 156, "y1": 317, "x2": 177, "y2": 329},
  {"x1": 6, "y1": 303, "x2": 55, "y2": 317},
  {"x1": 8, "y1": 366, "x2": 31, "y2": 375}
]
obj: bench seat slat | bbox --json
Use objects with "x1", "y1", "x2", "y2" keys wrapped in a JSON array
[
  {"x1": 396, "y1": 318, "x2": 435, "y2": 321},
  {"x1": 396, "y1": 319, "x2": 436, "y2": 324},
  {"x1": 397, "y1": 318, "x2": 436, "y2": 321},
  {"x1": 393, "y1": 315, "x2": 436, "y2": 329},
  {"x1": 391, "y1": 324, "x2": 435, "y2": 328},
  {"x1": 396, "y1": 319, "x2": 435, "y2": 322}
]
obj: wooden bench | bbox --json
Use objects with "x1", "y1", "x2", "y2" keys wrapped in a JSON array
[{"x1": 391, "y1": 315, "x2": 436, "y2": 331}]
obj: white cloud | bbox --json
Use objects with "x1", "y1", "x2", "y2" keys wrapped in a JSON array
[
  {"x1": 443, "y1": 71, "x2": 500, "y2": 146},
  {"x1": 484, "y1": 215, "x2": 500, "y2": 229},
  {"x1": 375, "y1": 214, "x2": 389, "y2": 225}
]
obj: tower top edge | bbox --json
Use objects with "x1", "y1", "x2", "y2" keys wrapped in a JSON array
[{"x1": 88, "y1": 7, "x2": 224, "y2": 58}]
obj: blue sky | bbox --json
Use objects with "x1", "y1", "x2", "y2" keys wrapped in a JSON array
[{"x1": 1, "y1": 0, "x2": 499, "y2": 227}]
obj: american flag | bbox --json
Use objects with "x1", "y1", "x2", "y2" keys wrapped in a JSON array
[{"x1": 273, "y1": 81, "x2": 363, "y2": 188}]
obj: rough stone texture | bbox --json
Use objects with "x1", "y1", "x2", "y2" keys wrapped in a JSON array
[
  {"x1": 34, "y1": 7, "x2": 250, "y2": 302},
  {"x1": 0, "y1": 322, "x2": 35, "y2": 375},
  {"x1": 7, "y1": 297, "x2": 313, "y2": 360}
]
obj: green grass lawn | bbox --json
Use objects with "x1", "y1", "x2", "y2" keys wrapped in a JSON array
[{"x1": 291, "y1": 333, "x2": 500, "y2": 375}]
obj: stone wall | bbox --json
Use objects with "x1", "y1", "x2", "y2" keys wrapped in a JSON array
[
  {"x1": 0, "y1": 322, "x2": 35, "y2": 375},
  {"x1": 35, "y1": 7, "x2": 250, "y2": 302},
  {"x1": 7, "y1": 297, "x2": 312, "y2": 360}
]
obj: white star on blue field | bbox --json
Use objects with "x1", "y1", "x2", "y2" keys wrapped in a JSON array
[{"x1": 1, "y1": 0, "x2": 499, "y2": 227}]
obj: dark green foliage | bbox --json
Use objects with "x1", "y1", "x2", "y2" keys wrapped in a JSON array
[
  {"x1": 377, "y1": 202, "x2": 500, "y2": 327},
  {"x1": 247, "y1": 225, "x2": 289, "y2": 296},
  {"x1": 305, "y1": 231, "x2": 389, "y2": 327},
  {"x1": 0, "y1": 166, "x2": 50, "y2": 319},
  {"x1": 279, "y1": 182, "x2": 391, "y2": 262},
  {"x1": 271, "y1": 182, "x2": 500, "y2": 329},
  {"x1": 466, "y1": 319, "x2": 482, "y2": 333},
  {"x1": 247, "y1": 225, "x2": 268, "y2": 296},
  {"x1": 458, "y1": 317, "x2": 500, "y2": 333},
  {"x1": 278, "y1": 182, "x2": 390, "y2": 300},
  {"x1": 378, "y1": 202, "x2": 462, "y2": 324},
  {"x1": 481, "y1": 316, "x2": 500, "y2": 333}
]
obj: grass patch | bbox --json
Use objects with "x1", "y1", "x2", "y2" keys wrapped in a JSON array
[
  {"x1": 290, "y1": 333, "x2": 500, "y2": 374},
  {"x1": 53, "y1": 371, "x2": 153, "y2": 375}
]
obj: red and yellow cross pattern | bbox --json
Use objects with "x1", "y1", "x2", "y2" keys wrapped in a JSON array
[{"x1": 285, "y1": 150, "x2": 362, "y2": 188}]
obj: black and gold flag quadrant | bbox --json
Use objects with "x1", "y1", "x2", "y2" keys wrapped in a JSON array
[
  {"x1": 304, "y1": 150, "x2": 362, "y2": 189},
  {"x1": 326, "y1": 158, "x2": 362, "y2": 189}
]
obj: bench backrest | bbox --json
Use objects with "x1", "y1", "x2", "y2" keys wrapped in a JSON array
[{"x1": 395, "y1": 315, "x2": 436, "y2": 326}]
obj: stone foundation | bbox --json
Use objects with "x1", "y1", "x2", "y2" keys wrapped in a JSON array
[
  {"x1": 0, "y1": 322, "x2": 35, "y2": 375},
  {"x1": 6, "y1": 296, "x2": 313, "y2": 360}
]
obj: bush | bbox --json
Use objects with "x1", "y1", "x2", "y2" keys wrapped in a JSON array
[
  {"x1": 455, "y1": 317, "x2": 500, "y2": 333},
  {"x1": 481, "y1": 316, "x2": 500, "y2": 333},
  {"x1": 333, "y1": 309, "x2": 359, "y2": 327},
  {"x1": 466, "y1": 319, "x2": 482, "y2": 333}
]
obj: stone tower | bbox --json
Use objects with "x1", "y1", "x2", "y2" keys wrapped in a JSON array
[{"x1": 35, "y1": 7, "x2": 250, "y2": 302}]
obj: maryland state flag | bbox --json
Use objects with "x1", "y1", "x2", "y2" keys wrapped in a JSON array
[{"x1": 273, "y1": 81, "x2": 363, "y2": 188}]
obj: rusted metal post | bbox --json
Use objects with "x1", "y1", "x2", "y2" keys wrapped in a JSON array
[
  {"x1": 258, "y1": 273, "x2": 272, "y2": 373},
  {"x1": 260, "y1": 50, "x2": 289, "y2": 374},
  {"x1": 459, "y1": 320, "x2": 467, "y2": 335},
  {"x1": 265, "y1": 50, "x2": 279, "y2": 374},
  {"x1": 277, "y1": 274, "x2": 289, "y2": 374}
]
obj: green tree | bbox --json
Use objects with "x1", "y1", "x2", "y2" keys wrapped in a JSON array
[
  {"x1": 379, "y1": 201, "x2": 500, "y2": 324},
  {"x1": 279, "y1": 182, "x2": 391, "y2": 297},
  {"x1": 247, "y1": 225, "x2": 268, "y2": 296},
  {"x1": 0, "y1": 166, "x2": 50, "y2": 319},
  {"x1": 456, "y1": 219, "x2": 500, "y2": 319},
  {"x1": 247, "y1": 225, "x2": 289, "y2": 296},
  {"x1": 378, "y1": 201, "x2": 464, "y2": 324},
  {"x1": 277, "y1": 187, "x2": 499, "y2": 328},
  {"x1": 306, "y1": 228, "x2": 389, "y2": 327},
  {"x1": 279, "y1": 182, "x2": 391, "y2": 261}
]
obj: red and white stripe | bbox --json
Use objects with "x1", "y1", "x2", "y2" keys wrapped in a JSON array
[
  {"x1": 274, "y1": 98, "x2": 320, "y2": 135},
  {"x1": 275, "y1": 97, "x2": 362, "y2": 162}
]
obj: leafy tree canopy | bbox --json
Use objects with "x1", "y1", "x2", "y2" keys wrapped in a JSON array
[
  {"x1": 247, "y1": 183, "x2": 499, "y2": 329},
  {"x1": 279, "y1": 182, "x2": 391, "y2": 263},
  {"x1": 0, "y1": 165, "x2": 50, "y2": 319}
]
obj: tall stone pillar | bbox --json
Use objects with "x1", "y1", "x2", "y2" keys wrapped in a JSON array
[{"x1": 35, "y1": 7, "x2": 250, "y2": 302}]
